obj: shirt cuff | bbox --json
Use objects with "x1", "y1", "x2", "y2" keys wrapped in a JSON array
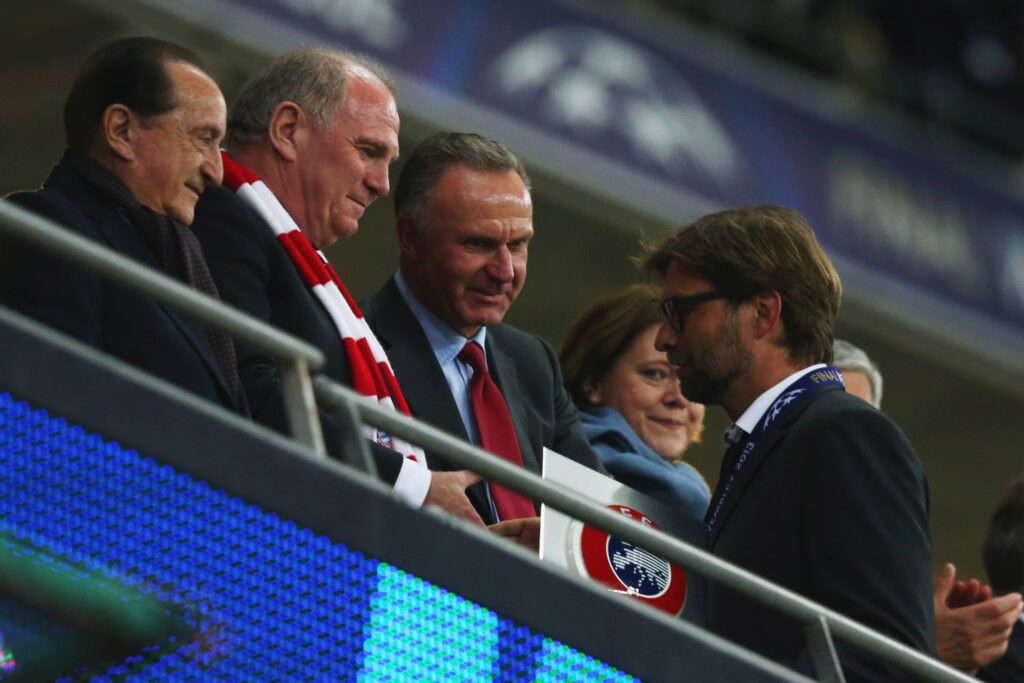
[{"x1": 392, "y1": 457, "x2": 431, "y2": 508}]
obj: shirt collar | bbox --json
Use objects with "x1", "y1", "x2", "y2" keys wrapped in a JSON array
[
  {"x1": 731, "y1": 364, "x2": 827, "y2": 437},
  {"x1": 394, "y1": 271, "x2": 487, "y2": 364}
]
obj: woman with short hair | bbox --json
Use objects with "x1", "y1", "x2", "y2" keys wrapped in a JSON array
[{"x1": 560, "y1": 284, "x2": 710, "y2": 520}]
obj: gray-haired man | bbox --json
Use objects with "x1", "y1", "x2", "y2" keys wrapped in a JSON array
[
  {"x1": 362, "y1": 132, "x2": 604, "y2": 527},
  {"x1": 192, "y1": 49, "x2": 482, "y2": 525}
]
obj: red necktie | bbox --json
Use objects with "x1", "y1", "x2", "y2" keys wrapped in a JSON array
[{"x1": 458, "y1": 341, "x2": 536, "y2": 520}]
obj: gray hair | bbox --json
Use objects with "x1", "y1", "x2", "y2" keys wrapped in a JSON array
[
  {"x1": 394, "y1": 131, "x2": 531, "y2": 223},
  {"x1": 833, "y1": 339, "x2": 883, "y2": 408},
  {"x1": 226, "y1": 47, "x2": 395, "y2": 147}
]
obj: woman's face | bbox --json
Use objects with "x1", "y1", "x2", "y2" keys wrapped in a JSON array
[{"x1": 591, "y1": 324, "x2": 706, "y2": 462}]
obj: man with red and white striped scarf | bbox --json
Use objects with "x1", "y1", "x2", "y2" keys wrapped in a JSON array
[{"x1": 192, "y1": 48, "x2": 483, "y2": 525}]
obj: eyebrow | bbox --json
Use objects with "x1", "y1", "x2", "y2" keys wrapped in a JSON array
[
  {"x1": 357, "y1": 139, "x2": 398, "y2": 162},
  {"x1": 193, "y1": 124, "x2": 224, "y2": 137}
]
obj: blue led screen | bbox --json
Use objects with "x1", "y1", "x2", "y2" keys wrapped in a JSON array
[{"x1": 0, "y1": 393, "x2": 636, "y2": 681}]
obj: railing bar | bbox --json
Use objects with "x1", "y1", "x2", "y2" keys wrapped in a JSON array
[
  {"x1": 315, "y1": 378, "x2": 971, "y2": 683},
  {"x1": 0, "y1": 199, "x2": 964, "y2": 681},
  {"x1": 0, "y1": 201, "x2": 324, "y2": 369}
]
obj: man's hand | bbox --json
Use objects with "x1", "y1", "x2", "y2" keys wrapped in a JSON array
[
  {"x1": 489, "y1": 517, "x2": 540, "y2": 553},
  {"x1": 424, "y1": 470, "x2": 485, "y2": 527},
  {"x1": 947, "y1": 573, "x2": 992, "y2": 609},
  {"x1": 934, "y1": 562, "x2": 1024, "y2": 673}
]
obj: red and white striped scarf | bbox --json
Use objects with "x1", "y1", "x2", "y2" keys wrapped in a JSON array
[{"x1": 221, "y1": 151, "x2": 424, "y2": 464}]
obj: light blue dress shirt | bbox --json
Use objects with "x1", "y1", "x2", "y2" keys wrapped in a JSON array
[
  {"x1": 394, "y1": 272, "x2": 487, "y2": 446},
  {"x1": 394, "y1": 273, "x2": 502, "y2": 520}
]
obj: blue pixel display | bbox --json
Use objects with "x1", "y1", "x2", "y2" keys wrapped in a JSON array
[{"x1": 0, "y1": 393, "x2": 635, "y2": 681}]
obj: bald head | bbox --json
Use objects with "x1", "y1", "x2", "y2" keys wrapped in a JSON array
[
  {"x1": 225, "y1": 47, "x2": 395, "y2": 148},
  {"x1": 225, "y1": 48, "x2": 400, "y2": 248}
]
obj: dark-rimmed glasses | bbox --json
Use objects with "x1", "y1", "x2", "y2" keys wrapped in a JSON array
[{"x1": 660, "y1": 290, "x2": 731, "y2": 331}]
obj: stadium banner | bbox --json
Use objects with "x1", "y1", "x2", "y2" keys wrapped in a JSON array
[{"x1": 145, "y1": 0, "x2": 1024, "y2": 359}]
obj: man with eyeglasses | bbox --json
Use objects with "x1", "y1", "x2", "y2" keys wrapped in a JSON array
[{"x1": 643, "y1": 205, "x2": 934, "y2": 681}]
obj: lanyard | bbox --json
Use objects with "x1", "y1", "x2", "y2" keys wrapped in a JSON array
[{"x1": 705, "y1": 367, "x2": 846, "y2": 530}]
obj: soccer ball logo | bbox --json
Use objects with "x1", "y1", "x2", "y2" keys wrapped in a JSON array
[
  {"x1": 608, "y1": 536, "x2": 672, "y2": 597},
  {"x1": 578, "y1": 505, "x2": 686, "y2": 615},
  {"x1": 489, "y1": 26, "x2": 746, "y2": 191}
]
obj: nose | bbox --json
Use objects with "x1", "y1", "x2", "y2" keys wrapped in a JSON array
[
  {"x1": 654, "y1": 321, "x2": 676, "y2": 352},
  {"x1": 488, "y1": 246, "x2": 515, "y2": 283},
  {"x1": 663, "y1": 377, "x2": 687, "y2": 408},
  {"x1": 202, "y1": 149, "x2": 223, "y2": 188},
  {"x1": 366, "y1": 162, "x2": 390, "y2": 199}
]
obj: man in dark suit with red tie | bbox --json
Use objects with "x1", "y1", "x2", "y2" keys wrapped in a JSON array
[
  {"x1": 642, "y1": 205, "x2": 933, "y2": 681},
  {"x1": 362, "y1": 132, "x2": 603, "y2": 527},
  {"x1": 0, "y1": 37, "x2": 245, "y2": 415}
]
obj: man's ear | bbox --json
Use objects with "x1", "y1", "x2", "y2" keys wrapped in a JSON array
[
  {"x1": 267, "y1": 101, "x2": 303, "y2": 163},
  {"x1": 751, "y1": 290, "x2": 783, "y2": 340},
  {"x1": 395, "y1": 214, "x2": 420, "y2": 262},
  {"x1": 101, "y1": 104, "x2": 135, "y2": 162}
]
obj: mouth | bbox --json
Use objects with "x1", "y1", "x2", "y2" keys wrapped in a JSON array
[
  {"x1": 185, "y1": 184, "x2": 203, "y2": 199},
  {"x1": 348, "y1": 196, "x2": 368, "y2": 213},
  {"x1": 651, "y1": 416, "x2": 684, "y2": 430},
  {"x1": 470, "y1": 292, "x2": 510, "y2": 308}
]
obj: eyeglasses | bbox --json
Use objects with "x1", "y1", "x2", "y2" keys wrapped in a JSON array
[{"x1": 659, "y1": 290, "x2": 731, "y2": 331}]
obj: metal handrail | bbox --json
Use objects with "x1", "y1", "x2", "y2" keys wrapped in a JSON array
[
  {"x1": 314, "y1": 377, "x2": 972, "y2": 683},
  {"x1": 0, "y1": 197, "x2": 967, "y2": 681},
  {"x1": 0, "y1": 200, "x2": 327, "y2": 454},
  {"x1": 0, "y1": 301, "x2": 810, "y2": 683}
]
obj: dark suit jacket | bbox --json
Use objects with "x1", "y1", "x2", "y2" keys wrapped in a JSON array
[
  {"x1": 701, "y1": 386, "x2": 934, "y2": 681},
  {"x1": 362, "y1": 277, "x2": 603, "y2": 523},
  {"x1": 978, "y1": 618, "x2": 1024, "y2": 683},
  {"x1": 0, "y1": 158, "x2": 245, "y2": 414},
  {"x1": 192, "y1": 186, "x2": 404, "y2": 483}
]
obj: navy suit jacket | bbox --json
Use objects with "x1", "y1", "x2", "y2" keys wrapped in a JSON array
[
  {"x1": 192, "y1": 185, "x2": 405, "y2": 483},
  {"x1": 0, "y1": 158, "x2": 245, "y2": 414},
  {"x1": 701, "y1": 386, "x2": 934, "y2": 681},
  {"x1": 362, "y1": 277, "x2": 603, "y2": 523}
]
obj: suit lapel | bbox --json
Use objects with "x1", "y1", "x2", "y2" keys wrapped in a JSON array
[
  {"x1": 707, "y1": 425, "x2": 789, "y2": 547},
  {"x1": 707, "y1": 384, "x2": 845, "y2": 545},
  {"x1": 486, "y1": 335, "x2": 536, "y2": 473},
  {"x1": 488, "y1": 337, "x2": 542, "y2": 515},
  {"x1": 45, "y1": 160, "x2": 239, "y2": 410},
  {"x1": 369, "y1": 280, "x2": 470, "y2": 448},
  {"x1": 93, "y1": 205, "x2": 237, "y2": 408}
]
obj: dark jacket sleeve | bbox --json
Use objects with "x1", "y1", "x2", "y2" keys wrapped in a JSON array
[
  {"x1": 1, "y1": 192, "x2": 104, "y2": 344},
  {"x1": 192, "y1": 188, "x2": 406, "y2": 484},
  {"x1": 796, "y1": 407, "x2": 934, "y2": 680}
]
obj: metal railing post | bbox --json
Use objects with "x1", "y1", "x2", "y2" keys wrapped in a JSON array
[
  {"x1": 806, "y1": 615, "x2": 845, "y2": 683},
  {"x1": 279, "y1": 357, "x2": 325, "y2": 456},
  {"x1": 313, "y1": 377, "x2": 376, "y2": 476}
]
